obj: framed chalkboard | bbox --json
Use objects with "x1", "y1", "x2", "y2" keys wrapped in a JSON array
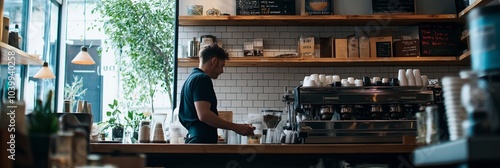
[
  {"x1": 376, "y1": 42, "x2": 392, "y2": 57},
  {"x1": 236, "y1": 0, "x2": 295, "y2": 15},
  {"x1": 419, "y1": 24, "x2": 461, "y2": 56},
  {"x1": 372, "y1": 0, "x2": 415, "y2": 14},
  {"x1": 394, "y1": 39, "x2": 420, "y2": 57}
]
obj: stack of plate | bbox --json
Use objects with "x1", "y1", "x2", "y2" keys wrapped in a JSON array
[{"x1": 442, "y1": 76, "x2": 469, "y2": 140}]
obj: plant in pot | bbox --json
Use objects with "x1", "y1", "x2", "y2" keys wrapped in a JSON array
[
  {"x1": 124, "y1": 109, "x2": 151, "y2": 143},
  {"x1": 99, "y1": 99, "x2": 124, "y2": 142},
  {"x1": 91, "y1": 0, "x2": 175, "y2": 116},
  {"x1": 28, "y1": 90, "x2": 59, "y2": 168},
  {"x1": 63, "y1": 75, "x2": 87, "y2": 112}
]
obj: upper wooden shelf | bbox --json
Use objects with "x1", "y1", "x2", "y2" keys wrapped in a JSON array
[
  {"x1": 178, "y1": 56, "x2": 468, "y2": 67},
  {"x1": 179, "y1": 14, "x2": 459, "y2": 26},
  {"x1": 459, "y1": 50, "x2": 471, "y2": 61},
  {"x1": 0, "y1": 42, "x2": 43, "y2": 65},
  {"x1": 458, "y1": 0, "x2": 494, "y2": 18}
]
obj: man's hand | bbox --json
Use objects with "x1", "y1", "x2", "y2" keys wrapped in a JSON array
[{"x1": 233, "y1": 124, "x2": 256, "y2": 136}]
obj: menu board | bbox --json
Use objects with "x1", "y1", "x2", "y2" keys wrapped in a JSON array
[
  {"x1": 419, "y1": 24, "x2": 461, "y2": 56},
  {"x1": 372, "y1": 0, "x2": 415, "y2": 14},
  {"x1": 394, "y1": 39, "x2": 420, "y2": 57},
  {"x1": 376, "y1": 42, "x2": 392, "y2": 57},
  {"x1": 236, "y1": 0, "x2": 295, "y2": 15}
]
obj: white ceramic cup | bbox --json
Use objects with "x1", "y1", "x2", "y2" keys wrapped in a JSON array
[
  {"x1": 332, "y1": 75, "x2": 341, "y2": 82},
  {"x1": 406, "y1": 69, "x2": 416, "y2": 86},
  {"x1": 382, "y1": 78, "x2": 389, "y2": 84},
  {"x1": 347, "y1": 77, "x2": 355, "y2": 84},
  {"x1": 398, "y1": 69, "x2": 408, "y2": 86},
  {"x1": 341, "y1": 79, "x2": 349, "y2": 87},
  {"x1": 421, "y1": 75, "x2": 428, "y2": 86},
  {"x1": 354, "y1": 79, "x2": 364, "y2": 87},
  {"x1": 310, "y1": 74, "x2": 319, "y2": 82},
  {"x1": 413, "y1": 69, "x2": 423, "y2": 86},
  {"x1": 303, "y1": 76, "x2": 310, "y2": 86},
  {"x1": 325, "y1": 75, "x2": 333, "y2": 84},
  {"x1": 319, "y1": 74, "x2": 326, "y2": 84}
]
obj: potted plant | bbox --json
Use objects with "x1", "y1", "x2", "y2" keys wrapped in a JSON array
[
  {"x1": 124, "y1": 109, "x2": 151, "y2": 143},
  {"x1": 28, "y1": 90, "x2": 59, "y2": 168},
  {"x1": 63, "y1": 75, "x2": 87, "y2": 112},
  {"x1": 91, "y1": 0, "x2": 175, "y2": 113},
  {"x1": 99, "y1": 99, "x2": 124, "y2": 141}
]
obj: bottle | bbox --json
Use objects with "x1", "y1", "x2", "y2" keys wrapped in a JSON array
[
  {"x1": 8, "y1": 24, "x2": 20, "y2": 49},
  {"x1": 187, "y1": 37, "x2": 200, "y2": 57}
]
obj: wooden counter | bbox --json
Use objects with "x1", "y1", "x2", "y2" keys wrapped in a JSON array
[
  {"x1": 91, "y1": 143, "x2": 418, "y2": 154},
  {"x1": 91, "y1": 144, "x2": 418, "y2": 167}
]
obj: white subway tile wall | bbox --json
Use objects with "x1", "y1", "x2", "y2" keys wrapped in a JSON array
[{"x1": 177, "y1": 25, "x2": 468, "y2": 122}]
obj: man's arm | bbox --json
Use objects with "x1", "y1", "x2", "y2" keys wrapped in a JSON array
[{"x1": 195, "y1": 101, "x2": 255, "y2": 136}]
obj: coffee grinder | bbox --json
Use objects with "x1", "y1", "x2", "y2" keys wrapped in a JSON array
[{"x1": 262, "y1": 110, "x2": 282, "y2": 144}]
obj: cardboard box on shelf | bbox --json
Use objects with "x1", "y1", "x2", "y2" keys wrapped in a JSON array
[
  {"x1": 298, "y1": 36, "x2": 315, "y2": 58},
  {"x1": 320, "y1": 37, "x2": 332, "y2": 58},
  {"x1": 370, "y1": 36, "x2": 393, "y2": 58},
  {"x1": 359, "y1": 36, "x2": 370, "y2": 58},
  {"x1": 347, "y1": 35, "x2": 359, "y2": 58},
  {"x1": 335, "y1": 39, "x2": 348, "y2": 58}
]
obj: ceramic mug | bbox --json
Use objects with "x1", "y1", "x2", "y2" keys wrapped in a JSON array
[{"x1": 187, "y1": 5, "x2": 203, "y2": 15}]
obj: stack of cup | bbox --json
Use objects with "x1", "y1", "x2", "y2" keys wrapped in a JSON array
[
  {"x1": 406, "y1": 69, "x2": 416, "y2": 86},
  {"x1": 442, "y1": 76, "x2": 469, "y2": 140},
  {"x1": 413, "y1": 69, "x2": 423, "y2": 86},
  {"x1": 398, "y1": 69, "x2": 408, "y2": 86}
]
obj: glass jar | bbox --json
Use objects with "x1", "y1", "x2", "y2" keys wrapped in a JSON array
[
  {"x1": 150, "y1": 113, "x2": 168, "y2": 143},
  {"x1": 138, "y1": 120, "x2": 150, "y2": 143}
]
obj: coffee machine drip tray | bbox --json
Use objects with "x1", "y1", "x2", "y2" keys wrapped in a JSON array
[{"x1": 299, "y1": 120, "x2": 416, "y2": 144}]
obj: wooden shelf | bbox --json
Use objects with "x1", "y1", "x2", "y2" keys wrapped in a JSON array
[
  {"x1": 461, "y1": 30, "x2": 470, "y2": 41},
  {"x1": 459, "y1": 50, "x2": 471, "y2": 61},
  {"x1": 179, "y1": 14, "x2": 459, "y2": 26},
  {"x1": 458, "y1": 0, "x2": 495, "y2": 18},
  {"x1": 0, "y1": 42, "x2": 43, "y2": 65},
  {"x1": 178, "y1": 56, "x2": 466, "y2": 67}
]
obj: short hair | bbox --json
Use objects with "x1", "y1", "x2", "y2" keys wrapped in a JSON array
[{"x1": 199, "y1": 44, "x2": 229, "y2": 64}]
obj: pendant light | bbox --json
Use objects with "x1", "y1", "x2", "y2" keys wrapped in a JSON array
[
  {"x1": 34, "y1": 62, "x2": 56, "y2": 79},
  {"x1": 71, "y1": 0, "x2": 95, "y2": 65}
]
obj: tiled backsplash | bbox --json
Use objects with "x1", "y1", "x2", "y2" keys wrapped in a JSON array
[
  {"x1": 177, "y1": 25, "x2": 468, "y2": 122},
  {"x1": 177, "y1": 65, "x2": 468, "y2": 122}
]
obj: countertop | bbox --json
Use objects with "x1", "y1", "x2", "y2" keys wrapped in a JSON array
[{"x1": 90, "y1": 143, "x2": 418, "y2": 154}]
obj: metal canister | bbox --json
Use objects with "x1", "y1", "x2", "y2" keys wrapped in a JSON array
[
  {"x1": 187, "y1": 37, "x2": 200, "y2": 57},
  {"x1": 468, "y1": 4, "x2": 500, "y2": 72}
]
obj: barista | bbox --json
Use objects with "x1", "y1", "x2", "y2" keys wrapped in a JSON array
[{"x1": 179, "y1": 44, "x2": 255, "y2": 144}]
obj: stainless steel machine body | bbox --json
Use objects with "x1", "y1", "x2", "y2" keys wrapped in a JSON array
[{"x1": 291, "y1": 86, "x2": 436, "y2": 144}]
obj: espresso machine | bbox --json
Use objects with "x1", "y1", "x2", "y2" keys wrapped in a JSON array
[{"x1": 287, "y1": 86, "x2": 437, "y2": 144}]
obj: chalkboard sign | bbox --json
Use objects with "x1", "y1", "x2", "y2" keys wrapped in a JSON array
[
  {"x1": 372, "y1": 0, "x2": 415, "y2": 14},
  {"x1": 376, "y1": 42, "x2": 392, "y2": 57},
  {"x1": 419, "y1": 24, "x2": 461, "y2": 56},
  {"x1": 237, "y1": 0, "x2": 295, "y2": 15},
  {"x1": 394, "y1": 39, "x2": 420, "y2": 57}
]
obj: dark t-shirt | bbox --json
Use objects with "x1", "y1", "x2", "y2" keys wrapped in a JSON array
[{"x1": 179, "y1": 68, "x2": 218, "y2": 143}]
